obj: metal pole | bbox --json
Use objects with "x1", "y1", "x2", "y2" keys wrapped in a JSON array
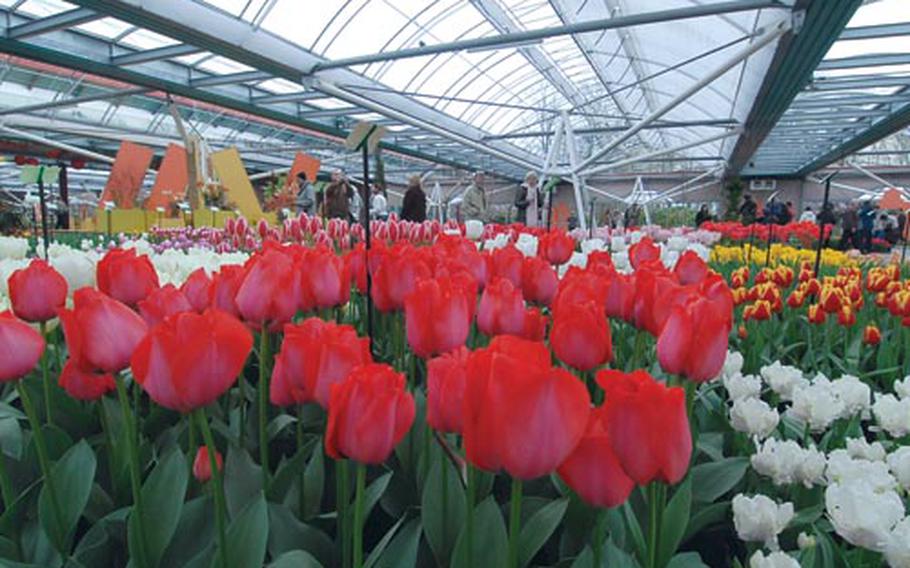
[
  {"x1": 37, "y1": 166, "x2": 49, "y2": 260},
  {"x1": 765, "y1": 221, "x2": 774, "y2": 267},
  {"x1": 361, "y1": 143, "x2": 374, "y2": 356},
  {"x1": 583, "y1": 129, "x2": 741, "y2": 177},
  {"x1": 573, "y1": 19, "x2": 790, "y2": 174},
  {"x1": 308, "y1": 0, "x2": 785, "y2": 72},
  {"x1": 814, "y1": 172, "x2": 837, "y2": 277},
  {"x1": 562, "y1": 111, "x2": 588, "y2": 233}
]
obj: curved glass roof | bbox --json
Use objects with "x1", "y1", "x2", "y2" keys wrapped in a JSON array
[{"x1": 0, "y1": 0, "x2": 904, "y2": 195}]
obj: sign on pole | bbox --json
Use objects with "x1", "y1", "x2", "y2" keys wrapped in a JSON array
[{"x1": 344, "y1": 121, "x2": 387, "y2": 154}]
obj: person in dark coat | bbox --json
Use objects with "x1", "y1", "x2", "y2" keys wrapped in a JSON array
[
  {"x1": 400, "y1": 175, "x2": 427, "y2": 222},
  {"x1": 739, "y1": 194, "x2": 757, "y2": 224},
  {"x1": 840, "y1": 204, "x2": 858, "y2": 250},
  {"x1": 322, "y1": 169, "x2": 351, "y2": 220}
]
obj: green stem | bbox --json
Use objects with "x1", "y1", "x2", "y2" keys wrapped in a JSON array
[
  {"x1": 39, "y1": 322, "x2": 53, "y2": 426},
  {"x1": 297, "y1": 405, "x2": 306, "y2": 519},
  {"x1": 592, "y1": 509, "x2": 607, "y2": 568},
  {"x1": 464, "y1": 465, "x2": 476, "y2": 568},
  {"x1": 238, "y1": 372, "x2": 247, "y2": 447},
  {"x1": 258, "y1": 330, "x2": 271, "y2": 488},
  {"x1": 507, "y1": 477, "x2": 523, "y2": 568},
  {"x1": 187, "y1": 415, "x2": 197, "y2": 473},
  {"x1": 338, "y1": 459, "x2": 351, "y2": 568},
  {"x1": 352, "y1": 462, "x2": 366, "y2": 568},
  {"x1": 646, "y1": 483, "x2": 661, "y2": 568},
  {"x1": 97, "y1": 402, "x2": 118, "y2": 499},
  {"x1": 195, "y1": 409, "x2": 228, "y2": 568},
  {"x1": 115, "y1": 374, "x2": 148, "y2": 568},
  {"x1": 18, "y1": 381, "x2": 64, "y2": 551},
  {"x1": 0, "y1": 449, "x2": 13, "y2": 511}
]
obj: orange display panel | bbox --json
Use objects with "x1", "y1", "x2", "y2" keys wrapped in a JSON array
[
  {"x1": 285, "y1": 152, "x2": 322, "y2": 193},
  {"x1": 100, "y1": 141, "x2": 154, "y2": 208},
  {"x1": 145, "y1": 143, "x2": 188, "y2": 211}
]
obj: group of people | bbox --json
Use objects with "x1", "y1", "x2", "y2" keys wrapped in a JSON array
[
  {"x1": 291, "y1": 169, "x2": 429, "y2": 223},
  {"x1": 736, "y1": 193, "x2": 908, "y2": 253}
]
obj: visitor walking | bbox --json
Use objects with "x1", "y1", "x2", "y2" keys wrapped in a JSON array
[
  {"x1": 840, "y1": 204, "x2": 858, "y2": 250},
  {"x1": 695, "y1": 205, "x2": 711, "y2": 227},
  {"x1": 859, "y1": 201, "x2": 876, "y2": 252},
  {"x1": 322, "y1": 170, "x2": 352, "y2": 220},
  {"x1": 514, "y1": 171, "x2": 540, "y2": 226},
  {"x1": 400, "y1": 175, "x2": 427, "y2": 222},
  {"x1": 370, "y1": 183, "x2": 388, "y2": 221},
  {"x1": 739, "y1": 194, "x2": 757, "y2": 224},
  {"x1": 461, "y1": 171, "x2": 489, "y2": 222},
  {"x1": 799, "y1": 207, "x2": 816, "y2": 223},
  {"x1": 294, "y1": 171, "x2": 315, "y2": 216}
]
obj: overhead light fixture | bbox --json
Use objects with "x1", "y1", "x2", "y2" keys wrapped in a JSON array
[{"x1": 466, "y1": 38, "x2": 543, "y2": 54}]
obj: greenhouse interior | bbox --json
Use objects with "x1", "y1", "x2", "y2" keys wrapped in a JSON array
[{"x1": 2, "y1": 0, "x2": 910, "y2": 567}]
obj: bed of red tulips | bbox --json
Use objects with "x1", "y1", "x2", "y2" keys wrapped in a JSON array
[{"x1": 2, "y1": 226, "x2": 834, "y2": 568}]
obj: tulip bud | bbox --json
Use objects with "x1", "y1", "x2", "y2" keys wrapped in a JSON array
[
  {"x1": 738, "y1": 325, "x2": 748, "y2": 339},
  {"x1": 863, "y1": 324, "x2": 881, "y2": 345},
  {"x1": 193, "y1": 446, "x2": 223, "y2": 482},
  {"x1": 464, "y1": 220, "x2": 484, "y2": 241},
  {"x1": 807, "y1": 304, "x2": 826, "y2": 324}
]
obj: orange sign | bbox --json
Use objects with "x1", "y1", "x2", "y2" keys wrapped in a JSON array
[
  {"x1": 145, "y1": 143, "x2": 188, "y2": 211},
  {"x1": 285, "y1": 152, "x2": 321, "y2": 194},
  {"x1": 101, "y1": 141, "x2": 154, "y2": 208},
  {"x1": 878, "y1": 187, "x2": 910, "y2": 211}
]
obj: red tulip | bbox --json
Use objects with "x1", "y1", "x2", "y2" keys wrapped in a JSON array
[
  {"x1": 59, "y1": 288, "x2": 147, "y2": 374},
  {"x1": 464, "y1": 336, "x2": 590, "y2": 479},
  {"x1": 673, "y1": 251, "x2": 709, "y2": 285},
  {"x1": 807, "y1": 304, "x2": 826, "y2": 324},
  {"x1": 325, "y1": 363, "x2": 416, "y2": 465},
  {"x1": 521, "y1": 256, "x2": 558, "y2": 305},
  {"x1": 426, "y1": 346, "x2": 469, "y2": 434},
  {"x1": 477, "y1": 277, "x2": 526, "y2": 337},
  {"x1": 405, "y1": 277, "x2": 471, "y2": 358},
  {"x1": 131, "y1": 309, "x2": 253, "y2": 412},
  {"x1": 270, "y1": 318, "x2": 371, "y2": 408},
  {"x1": 209, "y1": 265, "x2": 245, "y2": 317},
  {"x1": 488, "y1": 245, "x2": 524, "y2": 288},
  {"x1": 557, "y1": 407, "x2": 634, "y2": 509},
  {"x1": 628, "y1": 237, "x2": 661, "y2": 269},
  {"x1": 303, "y1": 247, "x2": 351, "y2": 309},
  {"x1": 656, "y1": 292, "x2": 731, "y2": 382},
  {"x1": 551, "y1": 301, "x2": 612, "y2": 371},
  {"x1": 7, "y1": 259, "x2": 67, "y2": 322},
  {"x1": 604, "y1": 271, "x2": 635, "y2": 322},
  {"x1": 193, "y1": 446, "x2": 223, "y2": 482},
  {"x1": 138, "y1": 284, "x2": 192, "y2": 327},
  {"x1": 180, "y1": 268, "x2": 212, "y2": 312},
  {"x1": 597, "y1": 369, "x2": 691, "y2": 485},
  {"x1": 863, "y1": 324, "x2": 881, "y2": 346},
  {"x1": 235, "y1": 245, "x2": 300, "y2": 326},
  {"x1": 96, "y1": 248, "x2": 160, "y2": 307},
  {"x1": 0, "y1": 311, "x2": 44, "y2": 382},
  {"x1": 587, "y1": 251, "x2": 615, "y2": 273},
  {"x1": 540, "y1": 230, "x2": 575, "y2": 265},
  {"x1": 837, "y1": 305, "x2": 856, "y2": 327},
  {"x1": 632, "y1": 266, "x2": 684, "y2": 336},
  {"x1": 58, "y1": 361, "x2": 114, "y2": 401},
  {"x1": 372, "y1": 244, "x2": 432, "y2": 312},
  {"x1": 344, "y1": 244, "x2": 368, "y2": 295},
  {"x1": 521, "y1": 307, "x2": 549, "y2": 341},
  {"x1": 552, "y1": 270, "x2": 605, "y2": 320}
]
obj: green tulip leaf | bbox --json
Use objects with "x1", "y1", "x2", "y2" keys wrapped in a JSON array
[
  {"x1": 303, "y1": 443, "x2": 325, "y2": 520},
  {"x1": 160, "y1": 497, "x2": 214, "y2": 567},
  {"x1": 128, "y1": 447, "x2": 188, "y2": 568},
  {"x1": 369, "y1": 518, "x2": 421, "y2": 568},
  {"x1": 682, "y1": 502, "x2": 729, "y2": 543},
  {"x1": 267, "y1": 436, "x2": 317, "y2": 502},
  {"x1": 518, "y1": 497, "x2": 568, "y2": 568},
  {"x1": 224, "y1": 446, "x2": 263, "y2": 520},
  {"x1": 666, "y1": 551, "x2": 709, "y2": 568},
  {"x1": 223, "y1": 492, "x2": 269, "y2": 568},
  {"x1": 267, "y1": 550, "x2": 322, "y2": 568},
  {"x1": 605, "y1": 537, "x2": 639, "y2": 567},
  {"x1": 658, "y1": 479, "x2": 692, "y2": 568},
  {"x1": 691, "y1": 458, "x2": 748, "y2": 503},
  {"x1": 267, "y1": 503, "x2": 334, "y2": 567},
  {"x1": 450, "y1": 497, "x2": 508, "y2": 568},
  {"x1": 421, "y1": 452, "x2": 465, "y2": 565},
  {"x1": 364, "y1": 471, "x2": 392, "y2": 521},
  {"x1": 38, "y1": 439, "x2": 96, "y2": 554}
]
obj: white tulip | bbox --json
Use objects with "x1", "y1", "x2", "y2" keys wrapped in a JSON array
[
  {"x1": 751, "y1": 439, "x2": 825, "y2": 488},
  {"x1": 826, "y1": 450, "x2": 897, "y2": 492},
  {"x1": 609, "y1": 236, "x2": 627, "y2": 252},
  {"x1": 831, "y1": 375, "x2": 871, "y2": 419},
  {"x1": 731, "y1": 397, "x2": 779, "y2": 439},
  {"x1": 749, "y1": 550, "x2": 800, "y2": 568},
  {"x1": 0, "y1": 236, "x2": 30, "y2": 259},
  {"x1": 826, "y1": 480, "x2": 905, "y2": 552},
  {"x1": 845, "y1": 438, "x2": 886, "y2": 462},
  {"x1": 580, "y1": 238, "x2": 605, "y2": 254},
  {"x1": 885, "y1": 517, "x2": 910, "y2": 568},
  {"x1": 732, "y1": 494, "x2": 794, "y2": 550},
  {"x1": 873, "y1": 394, "x2": 910, "y2": 438},
  {"x1": 50, "y1": 252, "x2": 96, "y2": 293},
  {"x1": 724, "y1": 372, "x2": 762, "y2": 401},
  {"x1": 515, "y1": 233, "x2": 538, "y2": 257},
  {"x1": 895, "y1": 376, "x2": 910, "y2": 400},
  {"x1": 887, "y1": 447, "x2": 910, "y2": 491},
  {"x1": 464, "y1": 220, "x2": 484, "y2": 241},
  {"x1": 787, "y1": 379, "x2": 845, "y2": 433},
  {"x1": 666, "y1": 236, "x2": 688, "y2": 252},
  {"x1": 721, "y1": 351, "x2": 745, "y2": 380},
  {"x1": 760, "y1": 362, "x2": 808, "y2": 401}
]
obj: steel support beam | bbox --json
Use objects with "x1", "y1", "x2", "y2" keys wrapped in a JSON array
[
  {"x1": 112, "y1": 43, "x2": 202, "y2": 66},
  {"x1": 790, "y1": 94, "x2": 910, "y2": 108},
  {"x1": 190, "y1": 70, "x2": 271, "y2": 87},
  {"x1": 563, "y1": 110, "x2": 588, "y2": 233},
  {"x1": 483, "y1": 119, "x2": 738, "y2": 140},
  {"x1": 809, "y1": 74, "x2": 910, "y2": 92},
  {"x1": 306, "y1": 0, "x2": 785, "y2": 73},
  {"x1": 0, "y1": 86, "x2": 149, "y2": 116},
  {"x1": 582, "y1": 128, "x2": 743, "y2": 176},
  {"x1": 839, "y1": 22, "x2": 910, "y2": 41},
  {"x1": 252, "y1": 91, "x2": 327, "y2": 104},
  {"x1": 817, "y1": 52, "x2": 910, "y2": 71},
  {"x1": 573, "y1": 19, "x2": 789, "y2": 174},
  {"x1": 6, "y1": 7, "x2": 99, "y2": 39}
]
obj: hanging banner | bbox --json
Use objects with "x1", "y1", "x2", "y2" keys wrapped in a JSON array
[
  {"x1": 101, "y1": 141, "x2": 154, "y2": 208},
  {"x1": 146, "y1": 143, "x2": 189, "y2": 211}
]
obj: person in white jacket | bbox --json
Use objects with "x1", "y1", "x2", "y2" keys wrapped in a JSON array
[{"x1": 799, "y1": 207, "x2": 816, "y2": 223}]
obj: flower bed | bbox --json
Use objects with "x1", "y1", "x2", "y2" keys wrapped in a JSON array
[{"x1": 0, "y1": 218, "x2": 907, "y2": 568}]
